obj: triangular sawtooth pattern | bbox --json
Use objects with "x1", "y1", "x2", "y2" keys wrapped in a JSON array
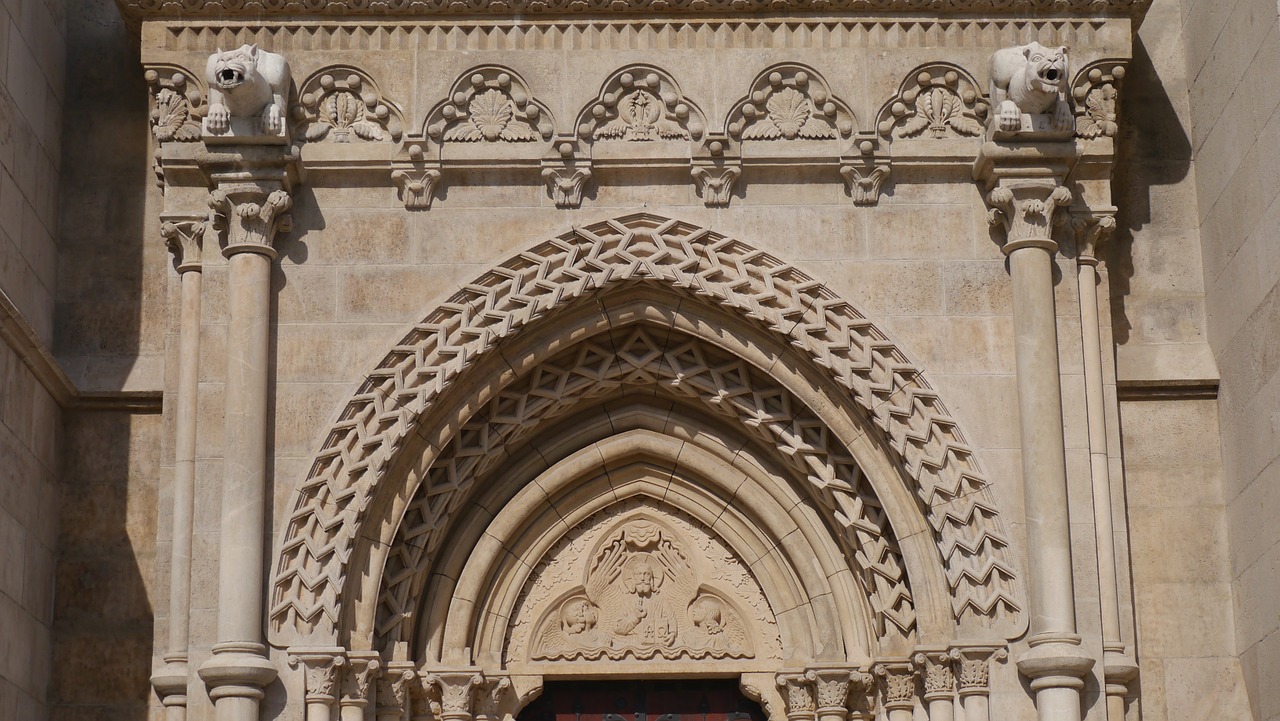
[
  {"x1": 373, "y1": 328, "x2": 915, "y2": 648},
  {"x1": 271, "y1": 213, "x2": 1021, "y2": 642}
]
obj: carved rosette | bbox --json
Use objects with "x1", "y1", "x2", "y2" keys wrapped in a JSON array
[
  {"x1": 209, "y1": 183, "x2": 293, "y2": 258},
  {"x1": 727, "y1": 65, "x2": 855, "y2": 141},
  {"x1": 577, "y1": 67, "x2": 706, "y2": 142},
  {"x1": 159, "y1": 214, "x2": 207, "y2": 273},
  {"x1": 294, "y1": 67, "x2": 404, "y2": 143},
  {"x1": 877, "y1": 65, "x2": 987, "y2": 139},
  {"x1": 776, "y1": 672, "x2": 817, "y2": 721},
  {"x1": 873, "y1": 663, "x2": 917, "y2": 712},
  {"x1": 1072, "y1": 61, "x2": 1127, "y2": 139},
  {"x1": 426, "y1": 67, "x2": 554, "y2": 144},
  {"x1": 146, "y1": 66, "x2": 205, "y2": 143},
  {"x1": 913, "y1": 651, "x2": 956, "y2": 702},
  {"x1": 986, "y1": 180, "x2": 1073, "y2": 253}
]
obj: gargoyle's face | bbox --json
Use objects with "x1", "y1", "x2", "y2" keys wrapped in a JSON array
[
  {"x1": 1026, "y1": 44, "x2": 1068, "y2": 94},
  {"x1": 213, "y1": 45, "x2": 258, "y2": 90}
]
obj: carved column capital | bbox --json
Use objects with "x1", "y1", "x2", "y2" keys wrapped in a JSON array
[
  {"x1": 953, "y1": 646, "x2": 1007, "y2": 697},
  {"x1": 160, "y1": 213, "x2": 208, "y2": 273},
  {"x1": 985, "y1": 179, "x2": 1073, "y2": 254},
  {"x1": 872, "y1": 662, "x2": 917, "y2": 712},
  {"x1": 424, "y1": 670, "x2": 485, "y2": 721},
  {"x1": 1070, "y1": 211, "x2": 1117, "y2": 266},
  {"x1": 912, "y1": 651, "x2": 956, "y2": 702},
  {"x1": 340, "y1": 651, "x2": 381, "y2": 714},
  {"x1": 209, "y1": 181, "x2": 293, "y2": 259},
  {"x1": 378, "y1": 663, "x2": 418, "y2": 719},
  {"x1": 776, "y1": 671, "x2": 817, "y2": 721},
  {"x1": 289, "y1": 648, "x2": 347, "y2": 704},
  {"x1": 808, "y1": 667, "x2": 860, "y2": 721}
]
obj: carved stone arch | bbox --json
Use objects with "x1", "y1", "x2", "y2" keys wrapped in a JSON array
[
  {"x1": 438, "y1": 430, "x2": 858, "y2": 670},
  {"x1": 422, "y1": 65, "x2": 555, "y2": 146},
  {"x1": 369, "y1": 310, "x2": 919, "y2": 658},
  {"x1": 269, "y1": 212, "x2": 1025, "y2": 653},
  {"x1": 574, "y1": 65, "x2": 708, "y2": 143},
  {"x1": 724, "y1": 64, "x2": 857, "y2": 141},
  {"x1": 292, "y1": 65, "x2": 405, "y2": 143},
  {"x1": 875, "y1": 63, "x2": 988, "y2": 140}
]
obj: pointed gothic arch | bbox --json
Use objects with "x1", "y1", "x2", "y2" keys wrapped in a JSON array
[{"x1": 270, "y1": 213, "x2": 1026, "y2": 667}]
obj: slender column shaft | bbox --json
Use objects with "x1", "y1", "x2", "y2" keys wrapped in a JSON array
[
  {"x1": 1077, "y1": 258, "x2": 1121, "y2": 644},
  {"x1": 218, "y1": 250, "x2": 272, "y2": 644},
  {"x1": 170, "y1": 268, "x2": 201, "y2": 657},
  {"x1": 1008, "y1": 244, "x2": 1077, "y2": 636}
]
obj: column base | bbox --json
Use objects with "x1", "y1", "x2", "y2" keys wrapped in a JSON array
[
  {"x1": 151, "y1": 653, "x2": 190, "y2": 708},
  {"x1": 1016, "y1": 634, "x2": 1095, "y2": 721}
]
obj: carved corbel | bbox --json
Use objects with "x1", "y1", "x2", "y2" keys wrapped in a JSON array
[
  {"x1": 208, "y1": 182, "x2": 294, "y2": 258},
  {"x1": 985, "y1": 181, "x2": 1073, "y2": 254},
  {"x1": 377, "y1": 663, "x2": 418, "y2": 721},
  {"x1": 839, "y1": 134, "x2": 891, "y2": 206},
  {"x1": 409, "y1": 672, "x2": 443, "y2": 721},
  {"x1": 1072, "y1": 61, "x2": 1127, "y2": 140},
  {"x1": 541, "y1": 138, "x2": 593, "y2": 209},
  {"x1": 288, "y1": 648, "x2": 347, "y2": 721},
  {"x1": 775, "y1": 672, "x2": 817, "y2": 721},
  {"x1": 423, "y1": 671, "x2": 485, "y2": 721},
  {"x1": 159, "y1": 213, "x2": 208, "y2": 273},
  {"x1": 392, "y1": 143, "x2": 443, "y2": 211},
  {"x1": 872, "y1": 662, "x2": 917, "y2": 720},
  {"x1": 692, "y1": 135, "x2": 741, "y2": 208},
  {"x1": 473, "y1": 675, "x2": 513, "y2": 721}
]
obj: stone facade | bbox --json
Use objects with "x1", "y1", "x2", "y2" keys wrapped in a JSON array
[{"x1": 0, "y1": 0, "x2": 1277, "y2": 720}]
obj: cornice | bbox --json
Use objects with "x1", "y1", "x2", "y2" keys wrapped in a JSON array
[{"x1": 120, "y1": 0, "x2": 1150, "y2": 21}]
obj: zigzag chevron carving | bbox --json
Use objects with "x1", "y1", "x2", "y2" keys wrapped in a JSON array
[
  {"x1": 269, "y1": 213, "x2": 1022, "y2": 642},
  {"x1": 375, "y1": 326, "x2": 916, "y2": 648}
]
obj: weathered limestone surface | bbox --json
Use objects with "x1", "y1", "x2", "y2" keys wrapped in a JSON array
[{"x1": 1177, "y1": 0, "x2": 1280, "y2": 719}]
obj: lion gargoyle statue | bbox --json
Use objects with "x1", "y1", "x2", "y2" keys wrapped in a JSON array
[
  {"x1": 988, "y1": 42, "x2": 1073, "y2": 136},
  {"x1": 203, "y1": 44, "x2": 290, "y2": 140}
]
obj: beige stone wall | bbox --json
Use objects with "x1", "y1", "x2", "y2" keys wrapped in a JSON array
[
  {"x1": 1178, "y1": 0, "x2": 1280, "y2": 718},
  {"x1": 0, "y1": 0, "x2": 64, "y2": 716}
]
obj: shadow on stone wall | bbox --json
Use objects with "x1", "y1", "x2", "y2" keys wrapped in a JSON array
[
  {"x1": 50, "y1": 0, "x2": 157, "y2": 716},
  {"x1": 1108, "y1": 37, "x2": 1194, "y2": 345}
]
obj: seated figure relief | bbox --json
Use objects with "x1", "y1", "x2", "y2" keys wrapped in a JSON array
[{"x1": 522, "y1": 515, "x2": 766, "y2": 662}]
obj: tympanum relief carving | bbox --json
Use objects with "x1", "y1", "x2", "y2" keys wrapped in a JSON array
[{"x1": 510, "y1": 505, "x2": 781, "y2": 664}]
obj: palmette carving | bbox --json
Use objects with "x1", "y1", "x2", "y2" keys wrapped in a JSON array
[
  {"x1": 728, "y1": 66, "x2": 854, "y2": 141},
  {"x1": 579, "y1": 68, "x2": 705, "y2": 142},
  {"x1": 529, "y1": 518, "x2": 757, "y2": 661},
  {"x1": 1072, "y1": 61, "x2": 1127, "y2": 139},
  {"x1": 273, "y1": 214, "x2": 1023, "y2": 645},
  {"x1": 294, "y1": 68, "x2": 403, "y2": 143},
  {"x1": 147, "y1": 67, "x2": 205, "y2": 143},
  {"x1": 878, "y1": 65, "x2": 987, "y2": 139},
  {"x1": 426, "y1": 68, "x2": 553, "y2": 143}
]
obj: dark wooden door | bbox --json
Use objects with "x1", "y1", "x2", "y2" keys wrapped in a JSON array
[{"x1": 518, "y1": 679, "x2": 766, "y2": 721}]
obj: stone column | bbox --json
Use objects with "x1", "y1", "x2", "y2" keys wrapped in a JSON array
[
  {"x1": 150, "y1": 214, "x2": 207, "y2": 721},
  {"x1": 873, "y1": 662, "x2": 916, "y2": 721},
  {"x1": 914, "y1": 651, "x2": 955, "y2": 721},
  {"x1": 197, "y1": 171, "x2": 293, "y2": 721},
  {"x1": 1072, "y1": 212, "x2": 1139, "y2": 721},
  {"x1": 975, "y1": 142, "x2": 1094, "y2": 721}
]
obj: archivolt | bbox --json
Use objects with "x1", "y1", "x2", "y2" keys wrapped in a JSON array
[
  {"x1": 376, "y1": 324, "x2": 914, "y2": 648},
  {"x1": 270, "y1": 212, "x2": 1021, "y2": 645}
]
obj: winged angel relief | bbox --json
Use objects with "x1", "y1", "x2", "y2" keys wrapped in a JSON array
[{"x1": 531, "y1": 520, "x2": 755, "y2": 661}]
